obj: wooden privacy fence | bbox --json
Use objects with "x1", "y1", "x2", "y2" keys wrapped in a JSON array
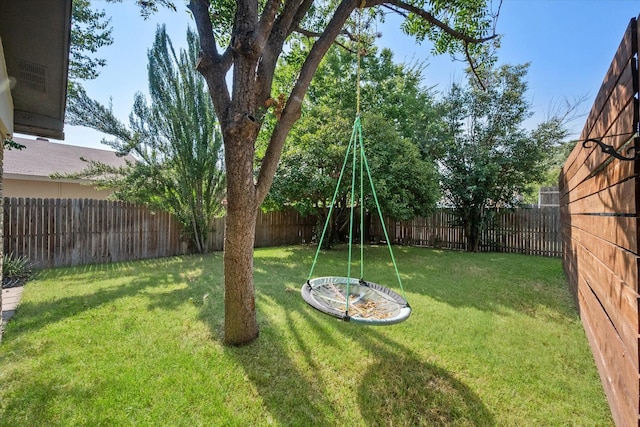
[
  {"x1": 254, "y1": 208, "x2": 316, "y2": 248},
  {"x1": 2, "y1": 198, "x2": 317, "y2": 268},
  {"x1": 204, "y1": 209, "x2": 316, "y2": 252},
  {"x1": 560, "y1": 16, "x2": 640, "y2": 427},
  {"x1": 3, "y1": 198, "x2": 185, "y2": 268},
  {"x1": 3, "y1": 197, "x2": 561, "y2": 269},
  {"x1": 372, "y1": 208, "x2": 561, "y2": 257},
  {"x1": 538, "y1": 186, "x2": 560, "y2": 207}
]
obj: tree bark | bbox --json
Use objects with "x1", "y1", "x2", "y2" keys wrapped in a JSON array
[
  {"x1": 467, "y1": 224, "x2": 480, "y2": 252},
  {"x1": 0, "y1": 144, "x2": 4, "y2": 342},
  {"x1": 464, "y1": 208, "x2": 482, "y2": 252},
  {"x1": 188, "y1": 0, "x2": 359, "y2": 346},
  {"x1": 222, "y1": 124, "x2": 260, "y2": 345},
  {"x1": 223, "y1": 201, "x2": 259, "y2": 345}
]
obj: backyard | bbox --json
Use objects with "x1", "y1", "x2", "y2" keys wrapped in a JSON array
[{"x1": 0, "y1": 246, "x2": 611, "y2": 425}]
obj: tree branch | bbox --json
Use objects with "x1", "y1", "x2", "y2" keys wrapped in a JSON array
[
  {"x1": 188, "y1": 0, "x2": 232, "y2": 119},
  {"x1": 295, "y1": 24, "x2": 364, "y2": 51},
  {"x1": 256, "y1": 1, "x2": 313, "y2": 106},
  {"x1": 381, "y1": 0, "x2": 498, "y2": 45},
  {"x1": 256, "y1": 0, "x2": 280, "y2": 50},
  {"x1": 256, "y1": 0, "x2": 359, "y2": 204},
  {"x1": 294, "y1": 26, "x2": 357, "y2": 53},
  {"x1": 380, "y1": 3, "x2": 408, "y2": 18},
  {"x1": 294, "y1": 25, "x2": 358, "y2": 42},
  {"x1": 188, "y1": 0, "x2": 220, "y2": 60},
  {"x1": 288, "y1": 0, "x2": 315, "y2": 38},
  {"x1": 464, "y1": 42, "x2": 486, "y2": 90}
]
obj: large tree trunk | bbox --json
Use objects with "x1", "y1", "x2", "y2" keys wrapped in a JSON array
[
  {"x1": 467, "y1": 224, "x2": 481, "y2": 252},
  {"x1": 222, "y1": 126, "x2": 260, "y2": 345},
  {"x1": 0, "y1": 144, "x2": 3, "y2": 342},
  {"x1": 224, "y1": 203, "x2": 259, "y2": 345},
  {"x1": 188, "y1": 0, "x2": 362, "y2": 346},
  {"x1": 464, "y1": 207, "x2": 482, "y2": 252}
]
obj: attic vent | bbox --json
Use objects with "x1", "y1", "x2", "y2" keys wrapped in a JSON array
[{"x1": 18, "y1": 61, "x2": 47, "y2": 93}]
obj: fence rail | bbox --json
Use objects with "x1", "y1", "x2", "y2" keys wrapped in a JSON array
[{"x1": 3, "y1": 197, "x2": 561, "y2": 269}]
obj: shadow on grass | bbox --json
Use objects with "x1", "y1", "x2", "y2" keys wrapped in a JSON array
[
  {"x1": 356, "y1": 330, "x2": 494, "y2": 426},
  {"x1": 299, "y1": 244, "x2": 575, "y2": 321},
  {"x1": 3, "y1": 256, "x2": 208, "y2": 340},
  {"x1": 221, "y1": 304, "x2": 494, "y2": 425},
  {"x1": 0, "y1": 248, "x2": 496, "y2": 425},
  {"x1": 0, "y1": 378, "x2": 98, "y2": 424},
  {"x1": 398, "y1": 247, "x2": 575, "y2": 319},
  {"x1": 214, "y1": 249, "x2": 495, "y2": 426},
  {"x1": 223, "y1": 326, "x2": 336, "y2": 424}
]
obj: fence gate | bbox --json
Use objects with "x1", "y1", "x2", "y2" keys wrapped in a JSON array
[{"x1": 559, "y1": 15, "x2": 640, "y2": 427}]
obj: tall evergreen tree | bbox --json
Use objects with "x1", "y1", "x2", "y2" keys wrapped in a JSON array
[{"x1": 65, "y1": 26, "x2": 225, "y2": 254}]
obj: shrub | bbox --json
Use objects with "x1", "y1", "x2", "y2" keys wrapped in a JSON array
[{"x1": 3, "y1": 253, "x2": 33, "y2": 279}]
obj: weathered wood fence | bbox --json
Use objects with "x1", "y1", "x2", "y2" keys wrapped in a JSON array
[
  {"x1": 559, "y1": 15, "x2": 640, "y2": 427},
  {"x1": 373, "y1": 207, "x2": 561, "y2": 257},
  {"x1": 2, "y1": 198, "x2": 317, "y2": 268},
  {"x1": 254, "y1": 208, "x2": 316, "y2": 248},
  {"x1": 3, "y1": 198, "x2": 185, "y2": 268},
  {"x1": 538, "y1": 186, "x2": 560, "y2": 207},
  {"x1": 3, "y1": 197, "x2": 562, "y2": 269}
]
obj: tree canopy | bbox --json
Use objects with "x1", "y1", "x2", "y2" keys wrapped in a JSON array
[
  {"x1": 66, "y1": 26, "x2": 225, "y2": 254},
  {"x1": 69, "y1": 0, "x2": 115, "y2": 96},
  {"x1": 265, "y1": 45, "x2": 440, "y2": 244},
  {"x1": 436, "y1": 64, "x2": 568, "y2": 252}
]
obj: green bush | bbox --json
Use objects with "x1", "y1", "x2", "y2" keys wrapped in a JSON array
[{"x1": 2, "y1": 253, "x2": 32, "y2": 278}]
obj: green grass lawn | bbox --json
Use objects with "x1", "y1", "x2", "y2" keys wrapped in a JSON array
[{"x1": 0, "y1": 246, "x2": 611, "y2": 426}]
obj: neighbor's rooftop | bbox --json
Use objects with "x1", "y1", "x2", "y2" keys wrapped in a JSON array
[{"x1": 3, "y1": 137, "x2": 135, "y2": 180}]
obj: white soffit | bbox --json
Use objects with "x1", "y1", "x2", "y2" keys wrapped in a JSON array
[{"x1": 0, "y1": 0, "x2": 72, "y2": 140}]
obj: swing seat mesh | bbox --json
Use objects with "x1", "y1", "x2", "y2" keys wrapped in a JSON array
[{"x1": 301, "y1": 277, "x2": 411, "y2": 325}]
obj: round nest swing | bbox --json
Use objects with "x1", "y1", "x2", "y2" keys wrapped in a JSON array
[
  {"x1": 301, "y1": 17, "x2": 412, "y2": 326},
  {"x1": 300, "y1": 114, "x2": 412, "y2": 326},
  {"x1": 301, "y1": 276, "x2": 411, "y2": 325}
]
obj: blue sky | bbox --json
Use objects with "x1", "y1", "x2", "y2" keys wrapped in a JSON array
[{"x1": 54, "y1": 0, "x2": 640, "y2": 149}]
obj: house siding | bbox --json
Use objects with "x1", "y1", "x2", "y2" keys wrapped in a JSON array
[{"x1": 3, "y1": 178, "x2": 113, "y2": 200}]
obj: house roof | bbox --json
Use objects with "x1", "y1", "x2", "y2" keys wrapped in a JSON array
[
  {"x1": 0, "y1": 0, "x2": 72, "y2": 140},
  {"x1": 3, "y1": 137, "x2": 135, "y2": 181}
]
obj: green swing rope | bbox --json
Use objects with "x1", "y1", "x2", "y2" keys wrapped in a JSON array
[
  {"x1": 307, "y1": 115, "x2": 408, "y2": 314},
  {"x1": 359, "y1": 126, "x2": 407, "y2": 301},
  {"x1": 306, "y1": 6, "x2": 407, "y2": 317},
  {"x1": 346, "y1": 115, "x2": 359, "y2": 314},
  {"x1": 307, "y1": 122, "x2": 359, "y2": 282},
  {"x1": 359, "y1": 118, "x2": 365, "y2": 280}
]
